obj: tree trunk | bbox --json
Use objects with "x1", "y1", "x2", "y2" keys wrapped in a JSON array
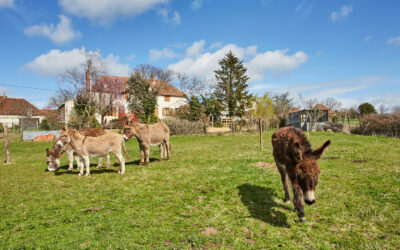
[
  {"x1": 231, "y1": 117, "x2": 235, "y2": 133},
  {"x1": 4, "y1": 125, "x2": 10, "y2": 164},
  {"x1": 259, "y1": 118, "x2": 263, "y2": 150}
]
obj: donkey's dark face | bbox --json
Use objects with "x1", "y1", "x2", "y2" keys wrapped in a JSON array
[
  {"x1": 295, "y1": 140, "x2": 330, "y2": 205},
  {"x1": 296, "y1": 158, "x2": 320, "y2": 205}
]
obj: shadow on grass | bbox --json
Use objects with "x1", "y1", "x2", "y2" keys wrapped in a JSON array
[
  {"x1": 237, "y1": 184, "x2": 290, "y2": 228},
  {"x1": 53, "y1": 164, "x2": 118, "y2": 175},
  {"x1": 126, "y1": 157, "x2": 161, "y2": 166}
]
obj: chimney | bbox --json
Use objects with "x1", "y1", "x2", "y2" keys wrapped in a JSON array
[
  {"x1": 86, "y1": 70, "x2": 91, "y2": 93},
  {"x1": 151, "y1": 73, "x2": 156, "y2": 81}
]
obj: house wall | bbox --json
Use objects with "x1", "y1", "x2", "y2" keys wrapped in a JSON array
[
  {"x1": 0, "y1": 115, "x2": 44, "y2": 128},
  {"x1": 61, "y1": 95, "x2": 187, "y2": 124},
  {"x1": 156, "y1": 95, "x2": 187, "y2": 119}
]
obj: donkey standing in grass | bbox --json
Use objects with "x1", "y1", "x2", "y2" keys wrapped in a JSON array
[
  {"x1": 122, "y1": 122, "x2": 171, "y2": 165},
  {"x1": 46, "y1": 128, "x2": 110, "y2": 172},
  {"x1": 272, "y1": 126, "x2": 330, "y2": 222}
]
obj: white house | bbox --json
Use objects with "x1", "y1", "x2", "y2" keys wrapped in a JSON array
[
  {"x1": 0, "y1": 95, "x2": 46, "y2": 128},
  {"x1": 59, "y1": 74, "x2": 187, "y2": 124}
]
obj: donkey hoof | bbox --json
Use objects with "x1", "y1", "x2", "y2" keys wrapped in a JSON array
[
  {"x1": 284, "y1": 199, "x2": 291, "y2": 204},
  {"x1": 96, "y1": 165, "x2": 101, "y2": 169},
  {"x1": 67, "y1": 169, "x2": 73, "y2": 172},
  {"x1": 157, "y1": 158, "x2": 162, "y2": 162},
  {"x1": 85, "y1": 173, "x2": 90, "y2": 176},
  {"x1": 106, "y1": 165, "x2": 111, "y2": 169},
  {"x1": 138, "y1": 162, "x2": 144, "y2": 166},
  {"x1": 299, "y1": 217, "x2": 306, "y2": 223}
]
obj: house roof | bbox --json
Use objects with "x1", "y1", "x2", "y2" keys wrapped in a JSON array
[
  {"x1": 98, "y1": 75, "x2": 185, "y2": 97},
  {"x1": 0, "y1": 96, "x2": 44, "y2": 116},
  {"x1": 290, "y1": 107, "x2": 300, "y2": 113},
  {"x1": 316, "y1": 104, "x2": 335, "y2": 114}
]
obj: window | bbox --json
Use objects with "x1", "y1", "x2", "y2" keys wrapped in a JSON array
[
  {"x1": 163, "y1": 108, "x2": 173, "y2": 116},
  {"x1": 164, "y1": 96, "x2": 170, "y2": 102}
]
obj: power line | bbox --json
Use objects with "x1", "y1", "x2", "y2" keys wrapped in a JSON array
[{"x1": 0, "y1": 83, "x2": 56, "y2": 92}]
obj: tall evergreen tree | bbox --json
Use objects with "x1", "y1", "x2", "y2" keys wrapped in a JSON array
[{"x1": 214, "y1": 51, "x2": 252, "y2": 132}]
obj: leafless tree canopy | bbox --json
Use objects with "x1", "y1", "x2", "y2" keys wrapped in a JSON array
[
  {"x1": 323, "y1": 98, "x2": 342, "y2": 111},
  {"x1": 176, "y1": 73, "x2": 207, "y2": 98},
  {"x1": 51, "y1": 51, "x2": 107, "y2": 108}
]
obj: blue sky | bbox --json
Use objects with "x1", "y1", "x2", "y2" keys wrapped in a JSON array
[{"x1": 0, "y1": 0, "x2": 399, "y2": 110}]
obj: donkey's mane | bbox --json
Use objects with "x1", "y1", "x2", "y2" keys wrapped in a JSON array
[{"x1": 291, "y1": 127, "x2": 312, "y2": 154}]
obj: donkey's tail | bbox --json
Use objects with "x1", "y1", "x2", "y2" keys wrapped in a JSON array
[{"x1": 122, "y1": 140, "x2": 129, "y2": 158}]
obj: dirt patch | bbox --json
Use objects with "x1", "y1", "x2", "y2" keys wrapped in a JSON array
[
  {"x1": 204, "y1": 243, "x2": 222, "y2": 249},
  {"x1": 201, "y1": 227, "x2": 218, "y2": 236},
  {"x1": 254, "y1": 162, "x2": 277, "y2": 172}
]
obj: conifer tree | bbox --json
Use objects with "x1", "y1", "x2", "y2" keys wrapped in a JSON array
[{"x1": 214, "y1": 51, "x2": 252, "y2": 132}]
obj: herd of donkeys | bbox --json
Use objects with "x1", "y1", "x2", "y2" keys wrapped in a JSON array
[{"x1": 45, "y1": 122, "x2": 330, "y2": 222}]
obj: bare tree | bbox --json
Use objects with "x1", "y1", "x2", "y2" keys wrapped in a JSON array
[
  {"x1": 378, "y1": 104, "x2": 387, "y2": 114},
  {"x1": 299, "y1": 95, "x2": 326, "y2": 132},
  {"x1": 126, "y1": 64, "x2": 173, "y2": 123},
  {"x1": 15, "y1": 100, "x2": 33, "y2": 138},
  {"x1": 51, "y1": 51, "x2": 108, "y2": 127},
  {"x1": 92, "y1": 76, "x2": 126, "y2": 125},
  {"x1": 323, "y1": 98, "x2": 342, "y2": 111},
  {"x1": 393, "y1": 105, "x2": 400, "y2": 114}
]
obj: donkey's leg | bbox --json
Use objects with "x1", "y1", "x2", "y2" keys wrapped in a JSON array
[
  {"x1": 139, "y1": 145, "x2": 145, "y2": 165},
  {"x1": 165, "y1": 140, "x2": 170, "y2": 161},
  {"x1": 275, "y1": 161, "x2": 291, "y2": 202},
  {"x1": 115, "y1": 152, "x2": 125, "y2": 175},
  {"x1": 144, "y1": 146, "x2": 150, "y2": 165},
  {"x1": 106, "y1": 154, "x2": 111, "y2": 169},
  {"x1": 82, "y1": 156, "x2": 90, "y2": 176},
  {"x1": 67, "y1": 150, "x2": 74, "y2": 171},
  {"x1": 158, "y1": 144, "x2": 163, "y2": 161},
  {"x1": 96, "y1": 157, "x2": 103, "y2": 169},
  {"x1": 287, "y1": 170, "x2": 305, "y2": 222}
]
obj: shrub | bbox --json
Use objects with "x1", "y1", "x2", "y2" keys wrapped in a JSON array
[
  {"x1": 213, "y1": 121, "x2": 223, "y2": 127},
  {"x1": 352, "y1": 114, "x2": 400, "y2": 137},
  {"x1": 163, "y1": 117, "x2": 205, "y2": 135}
]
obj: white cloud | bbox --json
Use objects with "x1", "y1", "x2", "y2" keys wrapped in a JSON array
[
  {"x1": 59, "y1": 0, "x2": 167, "y2": 24},
  {"x1": 387, "y1": 36, "x2": 400, "y2": 46},
  {"x1": 0, "y1": 0, "x2": 14, "y2": 8},
  {"x1": 246, "y1": 49, "x2": 308, "y2": 81},
  {"x1": 24, "y1": 15, "x2": 81, "y2": 45},
  {"x1": 171, "y1": 11, "x2": 181, "y2": 25},
  {"x1": 125, "y1": 54, "x2": 136, "y2": 61},
  {"x1": 191, "y1": 0, "x2": 203, "y2": 10},
  {"x1": 364, "y1": 35, "x2": 372, "y2": 41},
  {"x1": 22, "y1": 47, "x2": 130, "y2": 76},
  {"x1": 149, "y1": 48, "x2": 179, "y2": 61},
  {"x1": 330, "y1": 5, "x2": 352, "y2": 22},
  {"x1": 168, "y1": 40, "x2": 308, "y2": 82},
  {"x1": 158, "y1": 8, "x2": 181, "y2": 25},
  {"x1": 186, "y1": 40, "x2": 205, "y2": 57}
]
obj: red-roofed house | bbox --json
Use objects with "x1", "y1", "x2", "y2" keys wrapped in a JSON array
[
  {"x1": 59, "y1": 74, "x2": 187, "y2": 124},
  {"x1": 0, "y1": 96, "x2": 46, "y2": 128}
]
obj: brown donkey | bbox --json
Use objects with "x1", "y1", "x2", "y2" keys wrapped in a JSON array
[{"x1": 272, "y1": 126, "x2": 330, "y2": 222}]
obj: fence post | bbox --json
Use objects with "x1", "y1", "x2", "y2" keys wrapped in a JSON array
[
  {"x1": 4, "y1": 125, "x2": 10, "y2": 164},
  {"x1": 259, "y1": 118, "x2": 263, "y2": 150}
]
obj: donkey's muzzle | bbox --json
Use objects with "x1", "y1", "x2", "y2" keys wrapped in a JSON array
[{"x1": 305, "y1": 199, "x2": 315, "y2": 205}]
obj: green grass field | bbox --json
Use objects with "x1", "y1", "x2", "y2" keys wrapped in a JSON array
[{"x1": 0, "y1": 132, "x2": 399, "y2": 248}]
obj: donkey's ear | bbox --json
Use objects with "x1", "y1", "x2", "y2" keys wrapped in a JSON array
[
  {"x1": 293, "y1": 142, "x2": 303, "y2": 162},
  {"x1": 312, "y1": 140, "x2": 331, "y2": 159}
]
